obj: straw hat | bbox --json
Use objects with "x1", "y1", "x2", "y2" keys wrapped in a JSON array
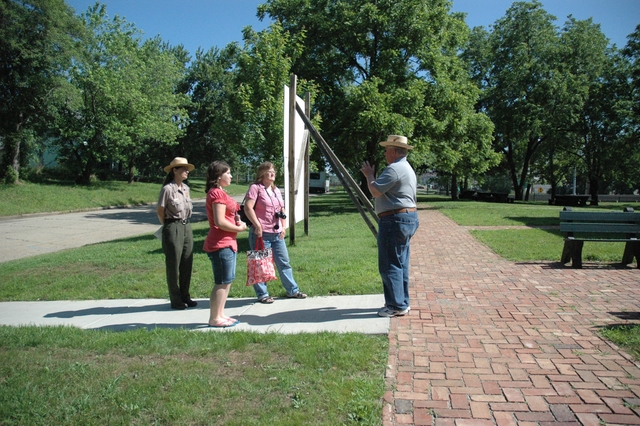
[
  {"x1": 379, "y1": 135, "x2": 413, "y2": 150},
  {"x1": 164, "y1": 157, "x2": 195, "y2": 173}
]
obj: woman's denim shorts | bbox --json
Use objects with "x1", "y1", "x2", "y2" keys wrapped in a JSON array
[{"x1": 207, "y1": 247, "x2": 236, "y2": 285}]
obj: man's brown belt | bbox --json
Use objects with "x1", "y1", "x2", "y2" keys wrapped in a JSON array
[{"x1": 378, "y1": 207, "x2": 417, "y2": 218}]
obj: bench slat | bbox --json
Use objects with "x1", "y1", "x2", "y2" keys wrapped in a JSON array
[
  {"x1": 565, "y1": 238, "x2": 637, "y2": 242},
  {"x1": 560, "y1": 211, "x2": 640, "y2": 223},
  {"x1": 560, "y1": 223, "x2": 640, "y2": 234}
]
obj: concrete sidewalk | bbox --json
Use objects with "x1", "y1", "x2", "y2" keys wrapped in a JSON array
[{"x1": 0, "y1": 295, "x2": 388, "y2": 334}]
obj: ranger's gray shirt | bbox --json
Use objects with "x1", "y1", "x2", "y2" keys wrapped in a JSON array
[
  {"x1": 371, "y1": 157, "x2": 417, "y2": 214},
  {"x1": 158, "y1": 182, "x2": 193, "y2": 220}
]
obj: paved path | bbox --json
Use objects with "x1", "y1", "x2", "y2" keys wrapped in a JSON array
[
  {"x1": 0, "y1": 201, "x2": 207, "y2": 263},
  {"x1": 384, "y1": 207, "x2": 640, "y2": 425}
]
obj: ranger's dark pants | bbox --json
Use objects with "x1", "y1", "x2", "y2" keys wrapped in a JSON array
[{"x1": 162, "y1": 221, "x2": 193, "y2": 305}]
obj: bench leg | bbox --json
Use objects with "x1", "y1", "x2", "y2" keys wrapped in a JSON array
[
  {"x1": 622, "y1": 241, "x2": 640, "y2": 268},
  {"x1": 562, "y1": 240, "x2": 583, "y2": 268}
]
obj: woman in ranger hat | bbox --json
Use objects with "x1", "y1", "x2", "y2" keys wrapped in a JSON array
[{"x1": 157, "y1": 157, "x2": 197, "y2": 310}]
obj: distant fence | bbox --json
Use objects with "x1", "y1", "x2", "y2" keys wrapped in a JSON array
[
  {"x1": 442, "y1": 192, "x2": 640, "y2": 203},
  {"x1": 598, "y1": 194, "x2": 640, "y2": 203},
  {"x1": 528, "y1": 194, "x2": 640, "y2": 203}
]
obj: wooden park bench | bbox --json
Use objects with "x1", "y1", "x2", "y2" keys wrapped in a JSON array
[
  {"x1": 560, "y1": 207, "x2": 640, "y2": 268},
  {"x1": 473, "y1": 191, "x2": 514, "y2": 203},
  {"x1": 550, "y1": 194, "x2": 590, "y2": 207}
]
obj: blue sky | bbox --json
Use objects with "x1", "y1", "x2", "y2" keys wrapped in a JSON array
[{"x1": 66, "y1": 0, "x2": 639, "y2": 58}]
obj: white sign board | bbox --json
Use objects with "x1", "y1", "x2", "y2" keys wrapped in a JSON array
[{"x1": 282, "y1": 85, "x2": 306, "y2": 227}]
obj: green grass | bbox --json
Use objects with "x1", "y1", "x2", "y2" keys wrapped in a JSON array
[
  {"x1": 442, "y1": 201, "x2": 560, "y2": 226},
  {"x1": 0, "y1": 326, "x2": 387, "y2": 425},
  {"x1": 0, "y1": 179, "x2": 249, "y2": 216},
  {"x1": 420, "y1": 196, "x2": 640, "y2": 264},
  {"x1": 469, "y1": 229, "x2": 629, "y2": 262},
  {"x1": 600, "y1": 324, "x2": 640, "y2": 361},
  {"x1": 419, "y1": 196, "x2": 639, "y2": 227}
]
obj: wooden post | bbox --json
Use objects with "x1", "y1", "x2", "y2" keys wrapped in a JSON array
[
  {"x1": 304, "y1": 92, "x2": 310, "y2": 236},
  {"x1": 288, "y1": 75, "x2": 297, "y2": 244}
]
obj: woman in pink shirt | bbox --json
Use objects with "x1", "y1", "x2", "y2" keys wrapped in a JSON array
[
  {"x1": 243, "y1": 162, "x2": 306, "y2": 303},
  {"x1": 203, "y1": 161, "x2": 247, "y2": 327}
]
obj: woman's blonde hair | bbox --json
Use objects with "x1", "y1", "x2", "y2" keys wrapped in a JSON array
[{"x1": 254, "y1": 162, "x2": 276, "y2": 189}]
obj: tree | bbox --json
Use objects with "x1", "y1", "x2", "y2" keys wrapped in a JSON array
[
  {"x1": 48, "y1": 4, "x2": 187, "y2": 184},
  {"x1": 178, "y1": 44, "x2": 242, "y2": 172},
  {"x1": 120, "y1": 37, "x2": 189, "y2": 182},
  {"x1": 467, "y1": 1, "x2": 563, "y2": 200},
  {"x1": 235, "y1": 23, "x2": 305, "y2": 171},
  {"x1": 567, "y1": 49, "x2": 631, "y2": 204},
  {"x1": 179, "y1": 22, "x2": 309, "y2": 180},
  {"x1": 559, "y1": 18, "x2": 623, "y2": 204},
  {"x1": 619, "y1": 25, "x2": 640, "y2": 193},
  {"x1": 523, "y1": 16, "x2": 614, "y2": 201},
  {"x1": 0, "y1": 0, "x2": 83, "y2": 183},
  {"x1": 258, "y1": 0, "x2": 496, "y2": 196}
]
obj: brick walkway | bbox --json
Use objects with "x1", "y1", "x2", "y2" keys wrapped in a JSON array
[{"x1": 383, "y1": 208, "x2": 640, "y2": 425}]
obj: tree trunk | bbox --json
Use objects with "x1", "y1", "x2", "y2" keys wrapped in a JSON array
[
  {"x1": 506, "y1": 146, "x2": 525, "y2": 200},
  {"x1": 10, "y1": 141, "x2": 20, "y2": 182},
  {"x1": 524, "y1": 182, "x2": 531, "y2": 201},
  {"x1": 509, "y1": 165, "x2": 524, "y2": 200},
  {"x1": 128, "y1": 159, "x2": 135, "y2": 184},
  {"x1": 1, "y1": 140, "x2": 21, "y2": 184},
  {"x1": 3, "y1": 126, "x2": 23, "y2": 184},
  {"x1": 589, "y1": 177, "x2": 599, "y2": 206},
  {"x1": 451, "y1": 173, "x2": 458, "y2": 200},
  {"x1": 78, "y1": 159, "x2": 94, "y2": 185},
  {"x1": 360, "y1": 176, "x2": 371, "y2": 199},
  {"x1": 548, "y1": 148, "x2": 557, "y2": 201},
  {"x1": 505, "y1": 136, "x2": 544, "y2": 201}
]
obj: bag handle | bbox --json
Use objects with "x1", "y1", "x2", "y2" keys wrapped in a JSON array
[
  {"x1": 240, "y1": 185, "x2": 260, "y2": 213},
  {"x1": 239, "y1": 194, "x2": 246, "y2": 210},
  {"x1": 254, "y1": 236, "x2": 265, "y2": 251}
]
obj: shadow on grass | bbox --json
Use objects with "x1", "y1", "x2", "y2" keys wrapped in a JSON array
[
  {"x1": 608, "y1": 312, "x2": 640, "y2": 321},
  {"x1": 308, "y1": 192, "x2": 361, "y2": 216}
]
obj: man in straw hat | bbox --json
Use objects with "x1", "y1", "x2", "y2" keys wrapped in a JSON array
[{"x1": 360, "y1": 135, "x2": 419, "y2": 317}]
